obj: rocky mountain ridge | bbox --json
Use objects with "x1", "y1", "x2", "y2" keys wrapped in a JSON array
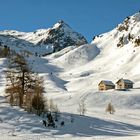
[{"x1": 0, "y1": 20, "x2": 87, "y2": 56}]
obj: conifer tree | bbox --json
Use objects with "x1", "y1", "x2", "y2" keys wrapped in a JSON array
[{"x1": 106, "y1": 102, "x2": 115, "y2": 114}]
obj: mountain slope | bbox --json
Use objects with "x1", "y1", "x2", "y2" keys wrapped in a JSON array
[
  {"x1": 90, "y1": 12, "x2": 140, "y2": 82},
  {"x1": 50, "y1": 44, "x2": 100, "y2": 70},
  {"x1": 43, "y1": 12, "x2": 140, "y2": 109}
]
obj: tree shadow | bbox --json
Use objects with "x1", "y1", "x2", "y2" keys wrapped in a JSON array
[
  {"x1": 52, "y1": 112, "x2": 140, "y2": 137},
  {"x1": 0, "y1": 101, "x2": 140, "y2": 138}
]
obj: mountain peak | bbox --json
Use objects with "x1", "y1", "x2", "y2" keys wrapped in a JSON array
[
  {"x1": 57, "y1": 20, "x2": 65, "y2": 24},
  {"x1": 52, "y1": 20, "x2": 71, "y2": 30},
  {"x1": 36, "y1": 20, "x2": 88, "y2": 52}
]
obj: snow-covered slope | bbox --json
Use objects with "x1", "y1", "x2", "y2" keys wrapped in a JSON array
[
  {"x1": 50, "y1": 44, "x2": 100, "y2": 70},
  {"x1": 90, "y1": 12, "x2": 140, "y2": 84}
]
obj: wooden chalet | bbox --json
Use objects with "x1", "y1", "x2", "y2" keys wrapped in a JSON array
[
  {"x1": 116, "y1": 78, "x2": 134, "y2": 89},
  {"x1": 98, "y1": 80, "x2": 115, "y2": 91}
]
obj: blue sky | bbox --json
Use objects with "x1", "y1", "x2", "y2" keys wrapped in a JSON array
[{"x1": 0, "y1": 0, "x2": 140, "y2": 41}]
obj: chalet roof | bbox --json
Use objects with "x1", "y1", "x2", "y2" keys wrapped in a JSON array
[
  {"x1": 116, "y1": 78, "x2": 134, "y2": 84},
  {"x1": 99, "y1": 80, "x2": 115, "y2": 86}
]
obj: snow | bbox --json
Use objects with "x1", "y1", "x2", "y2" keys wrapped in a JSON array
[
  {"x1": 99, "y1": 80, "x2": 115, "y2": 86},
  {"x1": 0, "y1": 12, "x2": 140, "y2": 140},
  {"x1": 51, "y1": 44, "x2": 100, "y2": 69},
  {"x1": 116, "y1": 79, "x2": 134, "y2": 84},
  {"x1": 0, "y1": 20, "x2": 87, "y2": 56}
]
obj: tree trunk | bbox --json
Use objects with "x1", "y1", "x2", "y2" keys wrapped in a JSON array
[{"x1": 19, "y1": 71, "x2": 25, "y2": 107}]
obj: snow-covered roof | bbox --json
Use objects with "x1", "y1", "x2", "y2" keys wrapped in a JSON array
[
  {"x1": 123, "y1": 79, "x2": 134, "y2": 84},
  {"x1": 99, "y1": 80, "x2": 115, "y2": 86},
  {"x1": 116, "y1": 79, "x2": 134, "y2": 84}
]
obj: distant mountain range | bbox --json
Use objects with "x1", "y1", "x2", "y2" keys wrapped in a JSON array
[{"x1": 0, "y1": 20, "x2": 87, "y2": 56}]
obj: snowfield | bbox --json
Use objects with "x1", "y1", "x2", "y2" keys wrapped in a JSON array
[{"x1": 0, "y1": 12, "x2": 140, "y2": 140}]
